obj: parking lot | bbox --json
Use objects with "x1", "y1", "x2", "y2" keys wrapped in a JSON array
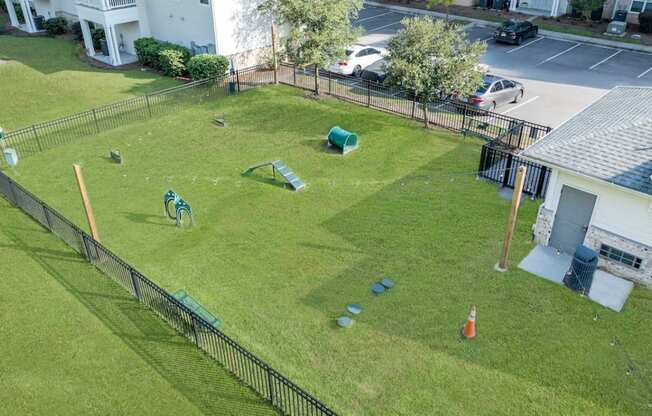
[{"x1": 355, "y1": 5, "x2": 652, "y2": 127}]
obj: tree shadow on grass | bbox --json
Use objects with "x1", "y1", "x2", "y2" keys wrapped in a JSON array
[
  {"x1": 1, "y1": 224, "x2": 278, "y2": 416},
  {"x1": 300, "y1": 143, "x2": 650, "y2": 414}
]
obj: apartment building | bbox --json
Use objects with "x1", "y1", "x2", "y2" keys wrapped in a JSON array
[{"x1": 4, "y1": 0, "x2": 272, "y2": 67}]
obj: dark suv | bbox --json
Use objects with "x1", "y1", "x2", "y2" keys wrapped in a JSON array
[{"x1": 493, "y1": 20, "x2": 538, "y2": 45}]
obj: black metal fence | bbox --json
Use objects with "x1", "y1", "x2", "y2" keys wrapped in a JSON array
[
  {"x1": 1, "y1": 63, "x2": 551, "y2": 166},
  {"x1": 0, "y1": 170, "x2": 336, "y2": 416},
  {"x1": 477, "y1": 144, "x2": 551, "y2": 199},
  {"x1": 0, "y1": 65, "x2": 272, "y2": 165},
  {"x1": 276, "y1": 63, "x2": 552, "y2": 149}
]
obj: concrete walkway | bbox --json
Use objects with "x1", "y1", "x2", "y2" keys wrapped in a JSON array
[
  {"x1": 364, "y1": 0, "x2": 652, "y2": 54},
  {"x1": 519, "y1": 245, "x2": 634, "y2": 312}
]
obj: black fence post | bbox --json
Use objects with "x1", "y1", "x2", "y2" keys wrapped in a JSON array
[
  {"x1": 236, "y1": 70, "x2": 241, "y2": 93},
  {"x1": 462, "y1": 106, "x2": 467, "y2": 135},
  {"x1": 411, "y1": 98, "x2": 416, "y2": 119},
  {"x1": 478, "y1": 145, "x2": 487, "y2": 178},
  {"x1": 190, "y1": 314, "x2": 199, "y2": 346},
  {"x1": 535, "y1": 166, "x2": 549, "y2": 199},
  {"x1": 42, "y1": 204, "x2": 52, "y2": 231},
  {"x1": 328, "y1": 70, "x2": 332, "y2": 95},
  {"x1": 129, "y1": 267, "x2": 143, "y2": 300},
  {"x1": 293, "y1": 64, "x2": 297, "y2": 86},
  {"x1": 92, "y1": 109, "x2": 100, "y2": 133},
  {"x1": 503, "y1": 152, "x2": 513, "y2": 187},
  {"x1": 145, "y1": 95, "x2": 153, "y2": 117},
  {"x1": 267, "y1": 366, "x2": 275, "y2": 404},
  {"x1": 32, "y1": 126, "x2": 43, "y2": 152},
  {"x1": 367, "y1": 81, "x2": 371, "y2": 107}
]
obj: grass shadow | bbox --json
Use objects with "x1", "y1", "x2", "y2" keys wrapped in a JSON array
[
  {"x1": 122, "y1": 211, "x2": 176, "y2": 227},
  {"x1": 1, "y1": 223, "x2": 278, "y2": 416}
]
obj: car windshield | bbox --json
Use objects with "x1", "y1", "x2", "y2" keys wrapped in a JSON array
[
  {"x1": 345, "y1": 49, "x2": 355, "y2": 57},
  {"x1": 476, "y1": 80, "x2": 493, "y2": 94},
  {"x1": 501, "y1": 21, "x2": 518, "y2": 30}
]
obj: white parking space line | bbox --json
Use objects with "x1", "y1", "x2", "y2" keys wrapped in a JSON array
[
  {"x1": 367, "y1": 21, "x2": 403, "y2": 32},
  {"x1": 537, "y1": 43, "x2": 581, "y2": 65},
  {"x1": 501, "y1": 96, "x2": 540, "y2": 114},
  {"x1": 356, "y1": 11, "x2": 395, "y2": 23},
  {"x1": 588, "y1": 50, "x2": 622, "y2": 70},
  {"x1": 637, "y1": 66, "x2": 652, "y2": 78},
  {"x1": 506, "y1": 36, "x2": 545, "y2": 54}
]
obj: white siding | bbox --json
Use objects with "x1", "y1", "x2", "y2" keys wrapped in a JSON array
[
  {"x1": 143, "y1": 0, "x2": 215, "y2": 49},
  {"x1": 211, "y1": 0, "x2": 271, "y2": 57},
  {"x1": 544, "y1": 169, "x2": 652, "y2": 247}
]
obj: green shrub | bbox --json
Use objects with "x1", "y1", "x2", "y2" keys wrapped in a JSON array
[
  {"x1": 91, "y1": 27, "x2": 104, "y2": 50},
  {"x1": 640, "y1": 11, "x2": 652, "y2": 33},
  {"x1": 43, "y1": 17, "x2": 68, "y2": 35},
  {"x1": 158, "y1": 49, "x2": 187, "y2": 77},
  {"x1": 157, "y1": 42, "x2": 190, "y2": 68},
  {"x1": 187, "y1": 54, "x2": 230, "y2": 80},
  {"x1": 134, "y1": 37, "x2": 159, "y2": 67}
]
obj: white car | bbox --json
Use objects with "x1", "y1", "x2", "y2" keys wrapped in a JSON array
[{"x1": 328, "y1": 45, "x2": 388, "y2": 77}]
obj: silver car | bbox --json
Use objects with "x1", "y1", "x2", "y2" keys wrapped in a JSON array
[{"x1": 465, "y1": 75, "x2": 524, "y2": 111}]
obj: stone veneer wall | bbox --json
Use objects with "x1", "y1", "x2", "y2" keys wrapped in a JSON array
[
  {"x1": 584, "y1": 226, "x2": 652, "y2": 288},
  {"x1": 533, "y1": 205, "x2": 554, "y2": 246}
]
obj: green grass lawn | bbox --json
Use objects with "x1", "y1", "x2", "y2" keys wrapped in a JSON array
[
  {"x1": 0, "y1": 196, "x2": 277, "y2": 416},
  {"x1": 0, "y1": 34, "x2": 177, "y2": 130},
  {"x1": 0, "y1": 33, "x2": 277, "y2": 416},
  {"x1": 5, "y1": 84, "x2": 652, "y2": 415}
]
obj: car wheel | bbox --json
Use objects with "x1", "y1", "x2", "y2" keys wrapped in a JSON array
[
  {"x1": 533, "y1": 28, "x2": 538, "y2": 38},
  {"x1": 512, "y1": 90, "x2": 523, "y2": 103},
  {"x1": 516, "y1": 36, "x2": 522, "y2": 46},
  {"x1": 353, "y1": 65, "x2": 362, "y2": 77}
]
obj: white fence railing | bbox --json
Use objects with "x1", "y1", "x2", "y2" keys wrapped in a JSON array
[{"x1": 77, "y1": 0, "x2": 136, "y2": 11}]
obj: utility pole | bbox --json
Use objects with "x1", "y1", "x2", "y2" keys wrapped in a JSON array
[
  {"x1": 496, "y1": 165, "x2": 527, "y2": 272},
  {"x1": 73, "y1": 164, "x2": 100, "y2": 242},
  {"x1": 271, "y1": 22, "x2": 278, "y2": 85}
]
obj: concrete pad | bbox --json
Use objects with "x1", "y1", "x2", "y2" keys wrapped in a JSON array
[
  {"x1": 519, "y1": 245, "x2": 571, "y2": 285},
  {"x1": 519, "y1": 245, "x2": 633, "y2": 312},
  {"x1": 588, "y1": 271, "x2": 634, "y2": 312}
]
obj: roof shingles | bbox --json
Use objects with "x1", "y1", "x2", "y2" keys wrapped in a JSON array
[{"x1": 521, "y1": 86, "x2": 652, "y2": 196}]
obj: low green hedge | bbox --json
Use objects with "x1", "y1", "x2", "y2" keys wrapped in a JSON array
[
  {"x1": 187, "y1": 54, "x2": 230, "y2": 80},
  {"x1": 43, "y1": 17, "x2": 68, "y2": 35},
  {"x1": 134, "y1": 37, "x2": 192, "y2": 76}
]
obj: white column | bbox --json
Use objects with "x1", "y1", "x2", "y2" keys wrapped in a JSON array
[
  {"x1": 509, "y1": 0, "x2": 518, "y2": 11},
  {"x1": 18, "y1": 0, "x2": 36, "y2": 32},
  {"x1": 4, "y1": 0, "x2": 19, "y2": 27},
  {"x1": 80, "y1": 19, "x2": 96, "y2": 56},
  {"x1": 550, "y1": 0, "x2": 560, "y2": 16},
  {"x1": 105, "y1": 24, "x2": 122, "y2": 66}
]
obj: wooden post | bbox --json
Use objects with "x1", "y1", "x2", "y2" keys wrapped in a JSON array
[
  {"x1": 73, "y1": 164, "x2": 100, "y2": 242},
  {"x1": 271, "y1": 23, "x2": 278, "y2": 85},
  {"x1": 314, "y1": 63, "x2": 320, "y2": 95},
  {"x1": 497, "y1": 165, "x2": 527, "y2": 272}
]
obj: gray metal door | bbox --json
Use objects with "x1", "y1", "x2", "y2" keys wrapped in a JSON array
[{"x1": 549, "y1": 185, "x2": 596, "y2": 254}]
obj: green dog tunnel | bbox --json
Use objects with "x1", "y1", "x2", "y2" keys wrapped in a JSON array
[{"x1": 326, "y1": 126, "x2": 358, "y2": 154}]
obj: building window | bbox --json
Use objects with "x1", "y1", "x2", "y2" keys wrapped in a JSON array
[
  {"x1": 200, "y1": 0, "x2": 209, "y2": 4},
  {"x1": 599, "y1": 244, "x2": 642, "y2": 269},
  {"x1": 630, "y1": 0, "x2": 647, "y2": 12}
]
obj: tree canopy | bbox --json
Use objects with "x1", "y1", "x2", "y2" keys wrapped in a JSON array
[
  {"x1": 259, "y1": 0, "x2": 363, "y2": 68},
  {"x1": 385, "y1": 16, "x2": 486, "y2": 125}
]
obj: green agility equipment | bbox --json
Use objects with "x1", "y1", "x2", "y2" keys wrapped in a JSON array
[
  {"x1": 163, "y1": 190, "x2": 194, "y2": 226},
  {"x1": 326, "y1": 126, "x2": 358, "y2": 154},
  {"x1": 242, "y1": 160, "x2": 306, "y2": 191},
  {"x1": 172, "y1": 290, "x2": 221, "y2": 329}
]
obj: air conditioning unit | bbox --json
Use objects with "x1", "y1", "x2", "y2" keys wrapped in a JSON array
[{"x1": 607, "y1": 10, "x2": 628, "y2": 36}]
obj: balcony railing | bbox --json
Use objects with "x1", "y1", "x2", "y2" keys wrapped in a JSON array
[{"x1": 77, "y1": 0, "x2": 137, "y2": 11}]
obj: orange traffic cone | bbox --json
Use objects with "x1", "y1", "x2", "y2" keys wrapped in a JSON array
[{"x1": 461, "y1": 305, "x2": 477, "y2": 340}]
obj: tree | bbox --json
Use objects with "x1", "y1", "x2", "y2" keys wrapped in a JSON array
[
  {"x1": 570, "y1": 0, "x2": 603, "y2": 20},
  {"x1": 427, "y1": 0, "x2": 455, "y2": 22},
  {"x1": 259, "y1": 0, "x2": 363, "y2": 94},
  {"x1": 385, "y1": 16, "x2": 486, "y2": 128}
]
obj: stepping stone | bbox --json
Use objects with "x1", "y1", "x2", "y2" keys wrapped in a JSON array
[
  {"x1": 347, "y1": 304, "x2": 363, "y2": 315},
  {"x1": 371, "y1": 283, "x2": 385, "y2": 295},
  {"x1": 380, "y1": 278, "x2": 395, "y2": 289},
  {"x1": 337, "y1": 316, "x2": 353, "y2": 328}
]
